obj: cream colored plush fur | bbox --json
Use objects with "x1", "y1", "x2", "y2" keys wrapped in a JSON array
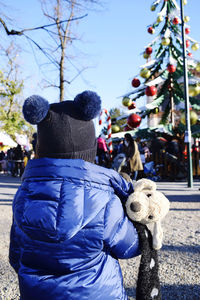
[{"x1": 126, "y1": 178, "x2": 170, "y2": 250}]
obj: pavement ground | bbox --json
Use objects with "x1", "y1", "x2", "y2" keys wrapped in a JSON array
[{"x1": 0, "y1": 174, "x2": 200, "y2": 300}]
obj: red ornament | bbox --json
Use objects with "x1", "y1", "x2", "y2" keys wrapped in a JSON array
[
  {"x1": 172, "y1": 17, "x2": 179, "y2": 25},
  {"x1": 131, "y1": 78, "x2": 140, "y2": 88},
  {"x1": 167, "y1": 64, "x2": 176, "y2": 73},
  {"x1": 186, "y1": 40, "x2": 190, "y2": 48},
  {"x1": 188, "y1": 52, "x2": 192, "y2": 57},
  {"x1": 145, "y1": 86, "x2": 157, "y2": 96},
  {"x1": 128, "y1": 102, "x2": 136, "y2": 110},
  {"x1": 124, "y1": 125, "x2": 132, "y2": 131},
  {"x1": 145, "y1": 47, "x2": 153, "y2": 55},
  {"x1": 185, "y1": 28, "x2": 190, "y2": 34},
  {"x1": 127, "y1": 114, "x2": 142, "y2": 129},
  {"x1": 148, "y1": 27, "x2": 154, "y2": 34}
]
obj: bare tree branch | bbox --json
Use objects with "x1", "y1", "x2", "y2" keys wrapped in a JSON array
[
  {"x1": 23, "y1": 34, "x2": 59, "y2": 68},
  {"x1": 0, "y1": 14, "x2": 87, "y2": 36},
  {"x1": 1, "y1": 0, "x2": 106, "y2": 102}
]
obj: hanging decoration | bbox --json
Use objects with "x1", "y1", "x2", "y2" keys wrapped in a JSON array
[
  {"x1": 180, "y1": 110, "x2": 198, "y2": 126},
  {"x1": 151, "y1": 5, "x2": 156, "y2": 11},
  {"x1": 128, "y1": 102, "x2": 137, "y2": 110},
  {"x1": 186, "y1": 40, "x2": 190, "y2": 48},
  {"x1": 145, "y1": 86, "x2": 157, "y2": 96},
  {"x1": 122, "y1": 96, "x2": 132, "y2": 107},
  {"x1": 185, "y1": 27, "x2": 190, "y2": 34},
  {"x1": 161, "y1": 37, "x2": 170, "y2": 46},
  {"x1": 172, "y1": 17, "x2": 179, "y2": 25},
  {"x1": 167, "y1": 64, "x2": 176, "y2": 73},
  {"x1": 188, "y1": 85, "x2": 200, "y2": 97},
  {"x1": 191, "y1": 43, "x2": 199, "y2": 51},
  {"x1": 111, "y1": 124, "x2": 120, "y2": 133},
  {"x1": 131, "y1": 78, "x2": 141, "y2": 88},
  {"x1": 148, "y1": 26, "x2": 155, "y2": 34},
  {"x1": 127, "y1": 113, "x2": 142, "y2": 129},
  {"x1": 140, "y1": 68, "x2": 151, "y2": 78},
  {"x1": 143, "y1": 52, "x2": 150, "y2": 59},
  {"x1": 157, "y1": 15, "x2": 163, "y2": 23},
  {"x1": 145, "y1": 47, "x2": 153, "y2": 55},
  {"x1": 184, "y1": 16, "x2": 190, "y2": 23},
  {"x1": 196, "y1": 62, "x2": 200, "y2": 72},
  {"x1": 124, "y1": 125, "x2": 132, "y2": 132},
  {"x1": 153, "y1": 107, "x2": 159, "y2": 114}
]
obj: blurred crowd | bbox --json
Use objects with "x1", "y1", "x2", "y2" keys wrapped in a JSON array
[
  {"x1": 0, "y1": 144, "x2": 33, "y2": 177},
  {"x1": 96, "y1": 133, "x2": 200, "y2": 182},
  {"x1": 1, "y1": 132, "x2": 199, "y2": 181}
]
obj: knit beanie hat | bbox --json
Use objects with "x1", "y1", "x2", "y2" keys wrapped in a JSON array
[{"x1": 22, "y1": 91, "x2": 101, "y2": 162}]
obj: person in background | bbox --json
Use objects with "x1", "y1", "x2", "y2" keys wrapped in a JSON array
[
  {"x1": 9, "y1": 91, "x2": 140, "y2": 300},
  {"x1": 0, "y1": 151, "x2": 7, "y2": 174},
  {"x1": 31, "y1": 132, "x2": 37, "y2": 157},
  {"x1": 117, "y1": 138, "x2": 124, "y2": 154},
  {"x1": 123, "y1": 133, "x2": 143, "y2": 181},
  {"x1": 7, "y1": 148, "x2": 14, "y2": 175},
  {"x1": 12, "y1": 144, "x2": 24, "y2": 177},
  {"x1": 165, "y1": 136, "x2": 183, "y2": 181},
  {"x1": 23, "y1": 150, "x2": 30, "y2": 169},
  {"x1": 141, "y1": 141, "x2": 151, "y2": 162},
  {"x1": 97, "y1": 134, "x2": 108, "y2": 166}
]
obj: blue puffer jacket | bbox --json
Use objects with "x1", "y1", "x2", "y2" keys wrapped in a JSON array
[{"x1": 9, "y1": 158, "x2": 140, "y2": 300}]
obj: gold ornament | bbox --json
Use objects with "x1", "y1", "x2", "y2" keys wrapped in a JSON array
[
  {"x1": 180, "y1": 111, "x2": 198, "y2": 126},
  {"x1": 184, "y1": 16, "x2": 190, "y2": 23},
  {"x1": 189, "y1": 86, "x2": 195, "y2": 97},
  {"x1": 189, "y1": 85, "x2": 200, "y2": 97},
  {"x1": 193, "y1": 85, "x2": 200, "y2": 96},
  {"x1": 161, "y1": 37, "x2": 170, "y2": 46},
  {"x1": 191, "y1": 43, "x2": 199, "y2": 51},
  {"x1": 153, "y1": 107, "x2": 159, "y2": 114},
  {"x1": 157, "y1": 15, "x2": 163, "y2": 23},
  {"x1": 143, "y1": 52, "x2": 150, "y2": 59},
  {"x1": 111, "y1": 124, "x2": 120, "y2": 133},
  {"x1": 122, "y1": 97, "x2": 132, "y2": 107},
  {"x1": 140, "y1": 68, "x2": 151, "y2": 79},
  {"x1": 183, "y1": 0, "x2": 187, "y2": 5},
  {"x1": 196, "y1": 62, "x2": 200, "y2": 72},
  {"x1": 151, "y1": 5, "x2": 156, "y2": 11}
]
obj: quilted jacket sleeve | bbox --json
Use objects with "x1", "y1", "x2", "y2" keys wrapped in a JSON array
[
  {"x1": 9, "y1": 187, "x2": 22, "y2": 273},
  {"x1": 103, "y1": 194, "x2": 140, "y2": 259},
  {"x1": 9, "y1": 218, "x2": 21, "y2": 273}
]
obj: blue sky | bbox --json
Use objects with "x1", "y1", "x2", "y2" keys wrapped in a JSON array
[{"x1": 2, "y1": 0, "x2": 200, "y2": 132}]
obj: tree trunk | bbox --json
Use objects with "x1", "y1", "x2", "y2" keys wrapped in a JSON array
[{"x1": 59, "y1": 53, "x2": 65, "y2": 102}]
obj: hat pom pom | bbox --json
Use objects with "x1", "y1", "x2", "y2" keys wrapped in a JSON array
[
  {"x1": 23, "y1": 95, "x2": 50, "y2": 124},
  {"x1": 74, "y1": 90, "x2": 101, "y2": 121}
]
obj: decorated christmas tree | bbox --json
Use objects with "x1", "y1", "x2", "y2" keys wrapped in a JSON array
[{"x1": 121, "y1": 0, "x2": 200, "y2": 134}]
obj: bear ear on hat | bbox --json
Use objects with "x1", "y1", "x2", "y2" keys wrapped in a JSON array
[
  {"x1": 74, "y1": 90, "x2": 101, "y2": 121},
  {"x1": 22, "y1": 95, "x2": 50, "y2": 124}
]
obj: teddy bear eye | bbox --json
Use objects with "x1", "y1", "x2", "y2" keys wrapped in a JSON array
[
  {"x1": 148, "y1": 215, "x2": 153, "y2": 219},
  {"x1": 147, "y1": 194, "x2": 151, "y2": 197}
]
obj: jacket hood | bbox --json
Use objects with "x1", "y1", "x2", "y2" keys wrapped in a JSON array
[{"x1": 14, "y1": 158, "x2": 132, "y2": 243}]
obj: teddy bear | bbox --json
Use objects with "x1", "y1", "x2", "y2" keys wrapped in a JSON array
[
  {"x1": 126, "y1": 178, "x2": 170, "y2": 251},
  {"x1": 121, "y1": 177, "x2": 170, "y2": 300}
]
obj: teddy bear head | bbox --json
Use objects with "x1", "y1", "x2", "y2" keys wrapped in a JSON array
[{"x1": 125, "y1": 178, "x2": 170, "y2": 250}]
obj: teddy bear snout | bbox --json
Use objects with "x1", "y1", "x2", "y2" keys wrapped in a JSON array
[{"x1": 130, "y1": 202, "x2": 141, "y2": 212}]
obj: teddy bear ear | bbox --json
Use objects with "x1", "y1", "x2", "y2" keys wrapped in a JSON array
[
  {"x1": 74, "y1": 90, "x2": 101, "y2": 121},
  {"x1": 22, "y1": 95, "x2": 50, "y2": 124},
  {"x1": 134, "y1": 178, "x2": 157, "y2": 192},
  {"x1": 152, "y1": 221, "x2": 163, "y2": 250}
]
